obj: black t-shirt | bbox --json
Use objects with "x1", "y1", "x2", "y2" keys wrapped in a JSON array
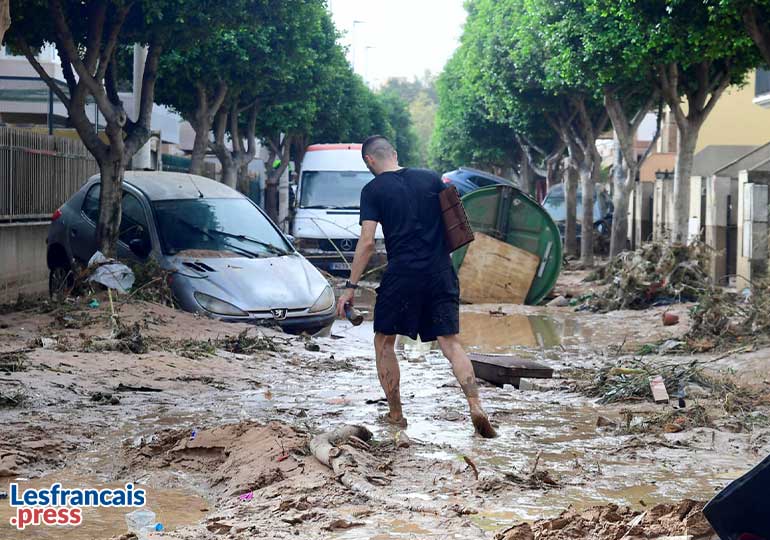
[{"x1": 359, "y1": 167, "x2": 451, "y2": 274}]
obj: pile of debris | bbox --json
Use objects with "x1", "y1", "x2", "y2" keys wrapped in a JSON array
[
  {"x1": 582, "y1": 358, "x2": 758, "y2": 407},
  {"x1": 686, "y1": 279, "x2": 770, "y2": 351},
  {"x1": 495, "y1": 499, "x2": 714, "y2": 540},
  {"x1": 581, "y1": 242, "x2": 709, "y2": 312}
]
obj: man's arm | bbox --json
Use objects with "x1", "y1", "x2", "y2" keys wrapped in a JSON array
[{"x1": 336, "y1": 220, "x2": 378, "y2": 317}]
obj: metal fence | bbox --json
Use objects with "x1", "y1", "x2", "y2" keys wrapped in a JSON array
[{"x1": 0, "y1": 127, "x2": 98, "y2": 223}]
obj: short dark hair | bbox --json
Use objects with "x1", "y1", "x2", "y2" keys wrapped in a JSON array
[{"x1": 361, "y1": 135, "x2": 396, "y2": 161}]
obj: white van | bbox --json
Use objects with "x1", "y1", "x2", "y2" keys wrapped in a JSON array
[{"x1": 291, "y1": 143, "x2": 386, "y2": 274}]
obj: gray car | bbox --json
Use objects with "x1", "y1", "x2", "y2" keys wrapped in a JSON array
[{"x1": 47, "y1": 172, "x2": 336, "y2": 334}]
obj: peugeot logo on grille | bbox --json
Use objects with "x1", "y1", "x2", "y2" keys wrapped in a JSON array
[
  {"x1": 271, "y1": 308, "x2": 288, "y2": 321},
  {"x1": 339, "y1": 239, "x2": 354, "y2": 251}
]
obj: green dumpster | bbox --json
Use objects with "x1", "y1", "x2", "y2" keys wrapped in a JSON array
[{"x1": 451, "y1": 185, "x2": 562, "y2": 305}]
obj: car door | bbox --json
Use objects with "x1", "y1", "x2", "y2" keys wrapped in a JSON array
[
  {"x1": 70, "y1": 183, "x2": 101, "y2": 264},
  {"x1": 116, "y1": 190, "x2": 153, "y2": 261}
]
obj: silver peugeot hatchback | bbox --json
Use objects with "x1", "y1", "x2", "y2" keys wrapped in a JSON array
[{"x1": 47, "y1": 172, "x2": 336, "y2": 334}]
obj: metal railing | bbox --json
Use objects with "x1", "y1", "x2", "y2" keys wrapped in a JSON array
[{"x1": 0, "y1": 127, "x2": 98, "y2": 223}]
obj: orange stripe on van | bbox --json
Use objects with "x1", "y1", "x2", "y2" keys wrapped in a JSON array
[{"x1": 306, "y1": 143, "x2": 363, "y2": 151}]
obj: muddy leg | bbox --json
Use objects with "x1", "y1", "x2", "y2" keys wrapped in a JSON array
[
  {"x1": 374, "y1": 332, "x2": 407, "y2": 427},
  {"x1": 437, "y1": 334, "x2": 497, "y2": 438}
]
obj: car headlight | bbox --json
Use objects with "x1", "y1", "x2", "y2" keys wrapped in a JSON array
[
  {"x1": 308, "y1": 286, "x2": 334, "y2": 313},
  {"x1": 194, "y1": 292, "x2": 248, "y2": 317}
]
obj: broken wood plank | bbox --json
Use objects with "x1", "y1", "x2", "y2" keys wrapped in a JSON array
[
  {"x1": 468, "y1": 353, "x2": 553, "y2": 388},
  {"x1": 457, "y1": 233, "x2": 540, "y2": 304}
]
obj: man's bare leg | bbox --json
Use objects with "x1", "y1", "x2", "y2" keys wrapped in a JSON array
[
  {"x1": 437, "y1": 334, "x2": 497, "y2": 438},
  {"x1": 374, "y1": 332, "x2": 407, "y2": 427}
]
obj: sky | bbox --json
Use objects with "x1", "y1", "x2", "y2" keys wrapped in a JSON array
[{"x1": 328, "y1": 0, "x2": 467, "y2": 88}]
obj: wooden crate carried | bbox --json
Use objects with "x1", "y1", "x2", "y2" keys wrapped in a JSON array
[{"x1": 457, "y1": 232, "x2": 540, "y2": 304}]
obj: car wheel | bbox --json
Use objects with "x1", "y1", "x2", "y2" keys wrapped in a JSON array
[{"x1": 49, "y1": 261, "x2": 74, "y2": 298}]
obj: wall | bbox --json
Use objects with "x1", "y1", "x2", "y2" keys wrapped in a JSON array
[
  {"x1": 697, "y1": 71, "x2": 770, "y2": 153},
  {"x1": 0, "y1": 223, "x2": 49, "y2": 302}
]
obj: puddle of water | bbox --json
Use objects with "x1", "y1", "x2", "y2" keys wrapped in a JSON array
[
  {"x1": 0, "y1": 474, "x2": 209, "y2": 539},
  {"x1": 459, "y1": 312, "x2": 562, "y2": 351}
]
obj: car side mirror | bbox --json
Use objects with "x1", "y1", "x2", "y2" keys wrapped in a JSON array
[{"x1": 129, "y1": 237, "x2": 151, "y2": 258}]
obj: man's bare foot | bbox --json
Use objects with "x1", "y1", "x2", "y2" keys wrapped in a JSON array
[
  {"x1": 470, "y1": 407, "x2": 497, "y2": 438},
  {"x1": 378, "y1": 413, "x2": 408, "y2": 428}
]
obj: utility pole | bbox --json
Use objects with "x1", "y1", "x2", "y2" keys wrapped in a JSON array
[
  {"x1": 364, "y1": 45, "x2": 375, "y2": 85},
  {"x1": 132, "y1": 44, "x2": 152, "y2": 170},
  {"x1": 351, "y1": 20, "x2": 365, "y2": 71}
]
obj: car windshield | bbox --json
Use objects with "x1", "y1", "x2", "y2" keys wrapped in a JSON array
[
  {"x1": 152, "y1": 198, "x2": 290, "y2": 257},
  {"x1": 299, "y1": 170, "x2": 374, "y2": 209},
  {"x1": 542, "y1": 193, "x2": 603, "y2": 223}
]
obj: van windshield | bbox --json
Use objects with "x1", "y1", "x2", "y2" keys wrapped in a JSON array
[{"x1": 300, "y1": 170, "x2": 374, "y2": 209}]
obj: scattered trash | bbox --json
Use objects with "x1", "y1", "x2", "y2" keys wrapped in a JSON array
[
  {"x1": 687, "y1": 278, "x2": 770, "y2": 352},
  {"x1": 547, "y1": 295, "x2": 569, "y2": 307},
  {"x1": 190, "y1": 429, "x2": 197, "y2": 441},
  {"x1": 217, "y1": 329, "x2": 283, "y2": 354},
  {"x1": 662, "y1": 312, "x2": 680, "y2": 326},
  {"x1": 239, "y1": 492, "x2": 254, "y2": 502},
  {"x1": 89, "y1": 299, "x2": 100, "y2": 309},
  {"x1": 90, "y1": 392, "x2": 120, "y2": 405},
  {"x1": 304, "y1": 341, "x2": 321, "y2": 352},
  {"x1": 125, "y1": 508, "x2": 157, "y2": 540},
  {"x1": 40, "y1": 337, "x2": 57, "y2": 350},
  {"x1": 462, "y1": 455, "x2": 480, "y2": 480},
  {"x1": 0, "y1": 350, "x2": 29, "y2": 372},
  {"x1": 650, "y1": 375, "x2": 670, "y2": 402},
  {"x1": 596, "y1": 416, "x2": 617, "y2": 428},
  {"x1": 88, "y1": 251, "x2": 135, "y2": 293},
  {"x1": 115, "y1": 383, "x2": 163, "y2": 393}
]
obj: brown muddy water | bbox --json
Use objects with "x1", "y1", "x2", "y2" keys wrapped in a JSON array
[{"x1": 0, "y1": 292, "x2": 759, "y2": 539}]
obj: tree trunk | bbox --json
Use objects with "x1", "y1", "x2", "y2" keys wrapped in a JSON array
[
  {"x1": 96, "y1": 159, "x2": 124, "y2": 257},
  {"x1": 221, "y1": 159, "x2": 237, "y2": 189},
  {"x1": 579, "y1": 165, "x2": 595, "y2": 267},
  {"x1": 672, "y1": 126, "x2": 698, "y2": 243},
  {"x1": 237, "y1": 162, "x2": 250, "y2": 195},
  {"x1": 609, "y1": 137, "x2": 628, "y2": 257},
  {"x1": 520, "y1": 146, "x2": 533, "y2": 195},
  {"x1": 0, "y1": 0, "x2": 10, "y2": 45},
  {"x1": 189, "y1": 118, "x2": 211, "y2": 175},
  {"x1": 565, "y1": 165, "x2": 579, "y2": 258}
]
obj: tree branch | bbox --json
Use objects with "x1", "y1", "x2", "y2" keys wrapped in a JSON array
[
  {"x1": 743, "y1": 5, "x2": 770, "y2": 65},
  {"x1": 16, "y1": 39, "x2": 71, "y2": 110},
  {"x1": 95, "y1": 3, "x2": 132, "y2": 83},
  {"x1": 638, "y1": 99, "x2": 664, "y2": 167},
  {"x1": 209, "y1": 81, "x2": 229, "y2": 123},
  {"x1": 83, "y1": 0, "x2": 107, "y2": 74}
]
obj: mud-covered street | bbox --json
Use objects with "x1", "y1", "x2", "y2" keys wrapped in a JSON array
[{"x1": 1, "y1": 271, "x2": 768, "y2": 539}]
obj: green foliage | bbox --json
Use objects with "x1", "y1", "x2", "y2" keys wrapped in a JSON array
[
  {"x1": 378, "y1": 90, "x2": 419, "y2": 166},
  {"x1": 381, "y1": 74, "x2": 437, "y2": 167}
]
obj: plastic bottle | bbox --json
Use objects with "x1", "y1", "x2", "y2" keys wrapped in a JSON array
[
  {"x1": 125, "y1": 508, "x2": 157, "y2": 540},
  {"x1": 344, "y1": 303, "x2": 364, "y2": 326}
]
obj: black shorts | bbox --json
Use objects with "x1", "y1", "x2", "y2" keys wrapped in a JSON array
[{"x1": 373, "y1": 267, "x2": 460, "y2": 342}]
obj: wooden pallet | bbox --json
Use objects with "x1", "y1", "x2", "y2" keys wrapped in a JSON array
[{"x1": 468, "y1": 353, "x2": 553, "y2": 388}]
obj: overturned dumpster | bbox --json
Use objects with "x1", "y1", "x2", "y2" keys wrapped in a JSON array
[{"x1": 452, "y1": 185, "x2": 562, "y2": 305}]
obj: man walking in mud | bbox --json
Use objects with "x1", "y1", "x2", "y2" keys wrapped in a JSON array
[{"x1": 336, "y1": 135, "x2": 497, "y2": 438}]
